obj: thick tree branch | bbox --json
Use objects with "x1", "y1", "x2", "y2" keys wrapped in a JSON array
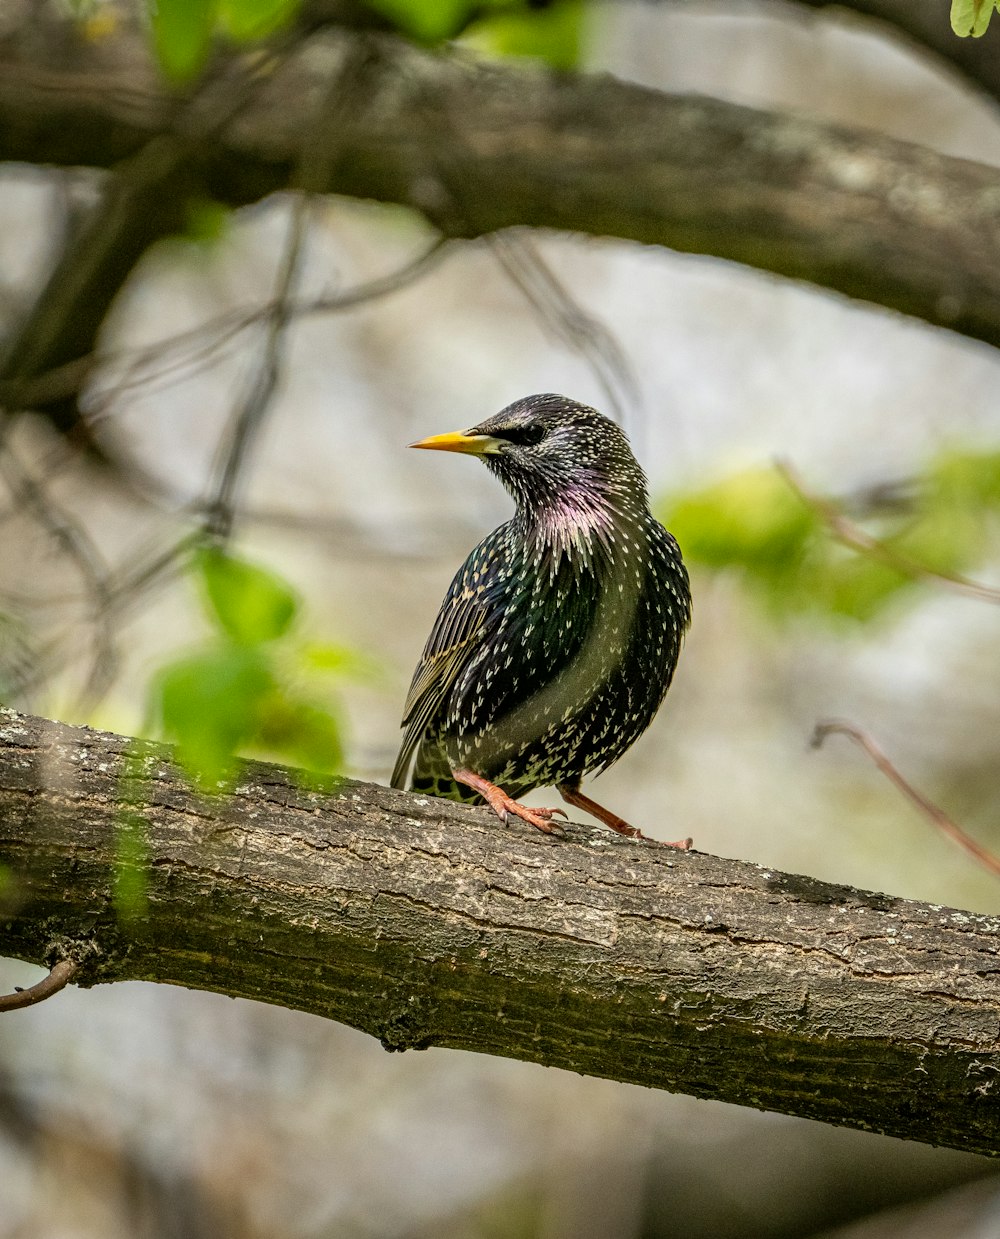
[
  {"x1": 3, "y1": 12, "x2": 1000, "y2": 363},
  {"x1": 0, "y1": 709, "x2": 998, "y2": 1156}
]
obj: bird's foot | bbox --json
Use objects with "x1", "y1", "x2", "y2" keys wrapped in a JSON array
[
  {"x1": 502, "y1": 800, "x2": 569, "y2": 835},
  {"x1": 453, "y1": 768, "x2": 568, "y2": 836},
  {"x1": 558, "y1": 783, "x2": 693, "y2": 849},
  {"x1": 605, "y1": 820, "x2": 692, "y2": 849}
]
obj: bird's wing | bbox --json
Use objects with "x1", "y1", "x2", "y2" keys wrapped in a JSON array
[{"x1": 391, "y1": 539, "x2": 504, "y2": 788}]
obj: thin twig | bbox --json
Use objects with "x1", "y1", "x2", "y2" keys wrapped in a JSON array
[
  {"x1": 103, "y1": 529, "x2": 203, "y2": 619},
  {"x1": 487, "y1": 231, "x2": 638, "y2": 428},
  {"x1": 204, "y1": 194, "x2": 313, "y2": 543},
  {"x1": 76, "y1": 36, "x2": 439, "y2": 429},
  {"x1": 3, "y1": 530, "x2": 203, "y2": 703},
  {"x1": 0, "y1": 438, "x2": 118, "y2": 706},
  {"x1": 813, "y1": 720, "x2": 1000, "y2": 879},
  {"x1": 0, "y1": 959, "x2": 78, "y2": 1013},
  {"x1": 0, "y1": 234, "x2": 449, "y2": 701},
  {"x1": 778, "y1": 459, "x2": 1000, "y2": 605},
  {"x1": 80, "y1": 236, "x2": 450, "y2": 427}
]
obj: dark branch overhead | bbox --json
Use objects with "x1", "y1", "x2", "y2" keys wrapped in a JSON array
[
  {"x1": 3, "y1": 5, "x2": 1000, "y2": 358},
  {"x1": 1, "y1": 711, "x2": 998, "y2": 1158}
]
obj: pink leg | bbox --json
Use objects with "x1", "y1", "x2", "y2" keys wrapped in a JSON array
[
  {"x1": 558, "y1": 783, "x2": 692, "y2": 849},
  {"x1": 453, "y1": 768, "x2": 567, "y2": 835}
]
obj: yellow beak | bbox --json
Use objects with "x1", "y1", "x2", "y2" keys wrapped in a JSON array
[{"x1": 408, "y1": 431, "x2": 502, "y2": 455}]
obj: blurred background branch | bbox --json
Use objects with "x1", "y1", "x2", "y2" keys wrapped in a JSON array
[
  {"x1": 813, "y1": 719, "x2": 1000, "y2": 877},
  {"x1": 2, "y1": 0, "x2": 1000, "y2": 455}
]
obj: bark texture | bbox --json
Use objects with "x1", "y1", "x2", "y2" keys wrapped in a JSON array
[{"x1": 1, "y1": 710, "x2": 998, "y2": 1157}]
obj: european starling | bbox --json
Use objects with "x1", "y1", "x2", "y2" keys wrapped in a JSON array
[{"x1": 391, "y1": 393, "x2": 691, "y2": 845}]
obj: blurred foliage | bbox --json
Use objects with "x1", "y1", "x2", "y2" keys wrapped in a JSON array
[
  {"x1": 113, "y1": 816, "x2": 149, "y2": 926},
  {"x1": 107, "y1": 737, "x2": 181, "y2": 924},
  {"x1": 149, "y1": 0, "x2": 219, "y2": 82},
  {"x1": 364, "y1": 0, "x2": 475, "y2": 41},
  {"x1": 660, "y1": 446, "x2": 1000, "y2": 626},
  {"x1": 199, "y1": 548, "x2": 298, "y2": 643},
  {"x1": 951, "y1": 0, "x2": 999, "y2": 38},
  {"x1": 145, "y1": 0, "x2": 302, "y2": 82},
  {"x1": 353, "y1": 0, "x2": 584, "y2": 64},
  {"x1": 183, "y1": 197, "x2": 232, "y2": 244},
  {"x1": 149, "y1": 546, "x2": 355, "y2": 789},
  {"x1": 216, "y1": 0, "x2": 301, "y2": 41},
  {"x1": 142, "y1": 0, "x2": 582, "y2": 83},
  {"x1": 463, "y1": 0, "x2": 583, "y2": 70}
]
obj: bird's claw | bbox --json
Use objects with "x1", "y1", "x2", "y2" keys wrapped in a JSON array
[
  {"x1": 453, "y1": 768, "x2": 570, "y2": 837},
  {"x1": 504, "y1": 802, "x2": 567, "y2": 835},
  {"x1": 529, "y1": 806, "x2": 568, "y2": 821}
]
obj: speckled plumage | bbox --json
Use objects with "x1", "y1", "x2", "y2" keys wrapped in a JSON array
[{"x1": 392, "y1": 393, "x2": 691, "y2": 838}]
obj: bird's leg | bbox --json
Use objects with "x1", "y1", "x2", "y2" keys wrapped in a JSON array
[
  {"x1": 558, "y1": 783, "x2": 692, "y2": 849},
  {"x1": 452, "y1": 768, "x2": 568, "y2": 835}
]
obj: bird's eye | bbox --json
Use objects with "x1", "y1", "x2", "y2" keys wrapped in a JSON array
[{"x1": 493, "y1": 424, "x2": 546, "y2": 447}]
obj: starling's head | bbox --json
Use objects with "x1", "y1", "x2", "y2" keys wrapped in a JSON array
[{"x1": 409, "y1": 394, "x2": 648, "y2": 525}]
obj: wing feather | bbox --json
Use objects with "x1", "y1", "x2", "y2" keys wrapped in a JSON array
[{"x1": 391, "y1": 531, "x2": 507, "y2": 788}]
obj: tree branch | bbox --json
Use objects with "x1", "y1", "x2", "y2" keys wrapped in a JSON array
[
  {"x1": 0, "y1": 958, "x2": 78, "y2": 1012},
  {"x1": 0, "y1": 134, "x2": 192, "y2": 436},
  {"x1": 813, "y1": 720, "x2": 1000, "y2": 879},
  {"x1": 3, "y1": 12, "x2": 1000, "y2": 357},
  {"x1": 0, "y1": 2, "x2": 309, "y2": 432},
  {"x1": 0, "y1": 709, "x2": 998, "y2": 1156}
]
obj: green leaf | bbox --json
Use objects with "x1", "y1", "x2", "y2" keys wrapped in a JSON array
[
  {"x1": 929, "y1": 447, "x2": 1000, "y2": 510},
  {"x1": 362, "y1": 0, "x2": 475, "y2": 42},
  {"x1": 465, "y1": 0, "x2": 584, "y2": 70},
  {"x1": 154, "y1": 644, "x2": 275, "y2": 785},
  {"x1": 889, "y1": 511, "x2": 979, "y2": 578},
  {"x1": 149, "y1": 0, "x2": 217, "y2": 83},
  {"x1": 950, "y1": 0, "x2": 996, "y2": 36},
  {"x1": 197, "y1": 548, "x2": 299, "y2": 645},
  {"x1": 810, "y1": 551, "x2": 911, "y2": 623},
  {"x1": 256, "y1": 690, "x2": 344, "y2": 777},
  {"x1": 663, "y1": 445, "x2": 1000, "y2": 630},
  {"x1": 298, "y1": 641, "x2": 382, "y2": 681},
  {"x1": 661, "y1": 467, "x2": 921, "y2": 626},
  {"x1": 662, "y1": 467, "x2": 819, "y2": 573},
  {"x1": 217, "y1": 0, "x2": 301, "y2": 41}
]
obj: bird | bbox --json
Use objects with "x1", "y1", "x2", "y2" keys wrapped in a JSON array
[{"x1": 391, "y1": 393, "x2": 692, "y2": 846}]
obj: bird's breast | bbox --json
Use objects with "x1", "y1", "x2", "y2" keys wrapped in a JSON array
[{"x1": 445, "y1": 526, "x2": 654, "y2": 771}]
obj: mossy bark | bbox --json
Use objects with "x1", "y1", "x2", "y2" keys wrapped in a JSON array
[{"x1": 1, "y1": 710, "x2": 998, "y2": 1157}]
